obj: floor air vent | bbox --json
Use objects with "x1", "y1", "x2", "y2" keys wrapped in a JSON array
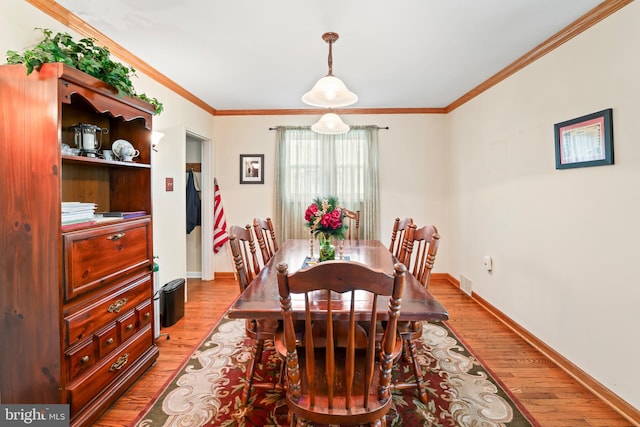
[{"x1": 460, "y1": 274, "x2": 472, "y2": 296}]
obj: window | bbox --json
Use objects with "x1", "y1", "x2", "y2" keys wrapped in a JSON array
[{"x1": 274, "y1": 126, "x2": 380, "y2": 240}]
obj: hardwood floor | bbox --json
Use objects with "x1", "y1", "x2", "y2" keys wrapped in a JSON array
[{"x1": 93, "y1": 277, "x2": 633, "y2": 426}]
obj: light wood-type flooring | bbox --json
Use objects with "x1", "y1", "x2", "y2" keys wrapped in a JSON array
[{"x1": 93, "y1": 277, "x2": 633, "y2": 426}]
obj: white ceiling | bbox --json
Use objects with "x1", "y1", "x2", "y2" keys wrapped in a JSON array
[{"x1": 55, "y1": 0, "x2": 603, "y2": 111}]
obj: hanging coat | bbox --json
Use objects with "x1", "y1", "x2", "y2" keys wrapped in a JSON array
[{"x1": 186, "y1": 169, "x2": 201, "y2": 234}]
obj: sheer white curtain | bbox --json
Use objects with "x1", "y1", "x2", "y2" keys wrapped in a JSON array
[{"x1": 274, "y1": 125, "x2": 380, "y2": 241}]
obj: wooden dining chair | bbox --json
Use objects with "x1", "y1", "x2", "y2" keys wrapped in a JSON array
[
  {"x1": 401, "y1": 224, "x2": 440, "y2": 288},
  {"x1": 229, "y1": 224, "x2": 261, "y2": 291},
  {"x1": 253, "y1": 216, "x2": 279, "y2": 264},
  {"x1": 228, "y1": 225, "x2": 280, "y2": 410},
  {"x1": 388, "y1": 217, "x2": 414, "y2": 260},
  {"x1": 393, "y1": 223, "x2": 440, "y2": 404},
  {"x1": 275, "y1": 260, "x2": 406, "y2": 427},
  {"x1": 342, "y1": 208, "x2": 360, "y2": 241}
]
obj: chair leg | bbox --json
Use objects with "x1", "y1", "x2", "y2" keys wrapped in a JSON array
[
  {"x1": 402, "y1": 339, "x2": 411, "y2": 362},
  {"x1": 254, "y1": 338, "x2": 265, "y2": 364},
  {"x1": 241, "y1": 338, "x2": 264, "y2": 407},
  {"x1": 406, "y1": 337, "x2": 428, "y2": 404},
  {"x1": 278, "y1": 354, "x2": 286, "y2": 388}
]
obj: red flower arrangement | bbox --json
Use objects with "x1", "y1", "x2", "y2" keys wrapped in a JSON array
[{"x1": 304, "y1": 196, "x2": 348, "y2": 239}]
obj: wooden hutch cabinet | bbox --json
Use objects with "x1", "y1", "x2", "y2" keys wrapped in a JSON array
[{"x1": 0, "y1": 63, "x2": 159, "y2": 426}]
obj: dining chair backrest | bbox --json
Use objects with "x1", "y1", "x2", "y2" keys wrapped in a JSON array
[
  {"x1": 275, "y1": 260, "x2": 406, "y2": 426},
  {"x1": 253, "y1": 216, "x2": 279, "y2": 264},
  {"x1": 342, "y1": 208, "x2": 360, "y2": 241},
  {"x1": 400, "y1": 223, "x2": 440, "y2": 289},
  {"x1": 229, "y1": 224, "x2": 262, "y2": 292},
  {"x1": 229, "y1": 224, "x2": 281, "y2": 410},
  {"x1": 389, "y1": 217, "x2": 414, "y2": 260}
]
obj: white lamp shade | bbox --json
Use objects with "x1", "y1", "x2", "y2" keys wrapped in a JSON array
[
  {"x1": 151, "y1": 130, "x2": 164, "y2": 145},
  {"x1": 302, "y1": 75, "x2": 358, "y2": 108},
  {"x1": 311, "y1": 113, "x2": 350, "y2": 134}
]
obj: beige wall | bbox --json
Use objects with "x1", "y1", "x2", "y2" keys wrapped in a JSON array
[
  {"x1": 212, "y1": 114, "x2": 449, "y2": 274},
  {"x1": 447, "y1": 2, "x2": 640, "y2": 409}
]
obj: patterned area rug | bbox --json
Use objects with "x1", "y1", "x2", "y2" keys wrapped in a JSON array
[{"x1": 134, "y1": 316, "x2": 538, "y2": 427}]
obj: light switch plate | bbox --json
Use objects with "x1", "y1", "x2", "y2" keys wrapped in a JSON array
[{"x1": 483, "y1": 255, "x2": 492, "y2": 271}]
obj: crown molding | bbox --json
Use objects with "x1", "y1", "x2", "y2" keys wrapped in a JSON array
[
  {"x1": 213, "y1": 107, "x2": 447, "y2": 116},
  {"x1": 28, "y1": 0, "x2": 632, "y2": 117},
  {"x1": 26, "y1": 0, "x2": 217, "y2": 116},
  {"x1": 445, "y1": 0, "x2": 633, "y2": 112}
]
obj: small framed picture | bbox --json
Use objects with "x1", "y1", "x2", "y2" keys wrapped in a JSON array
[
  {"x1": 554, "y1": 109, "x2": 613, "y2": 169},
  {"x1": 239, "y1": 154, "x2": 264, "y2": 184}
]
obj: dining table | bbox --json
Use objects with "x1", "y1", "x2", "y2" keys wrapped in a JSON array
[{"x1": 227, "y1": 239, "x2": 449, "y2": 323}]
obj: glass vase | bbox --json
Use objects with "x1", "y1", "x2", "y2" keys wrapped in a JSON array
[{"x1": 318, "y1": 232, "x2": 335, "y2": 262}]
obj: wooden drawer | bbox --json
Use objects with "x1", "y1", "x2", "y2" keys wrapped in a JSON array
[
  {"x1": 67, "y1": 326, "x2": 153, "y2": 415},
  {"x1": 66, "y1": 338, "x2": 97, "y2": 382},
  {"x1": 63, "y1": 218, "x2": 152, "y2": 300},
  {"x1": 96, "y1": 323, "x2": 119, "y2": 358},
  {"x1": 117, "y1": 310, "x2": 137, "y2": 342},
  {"x1": 136, "y1": 300, "x2": 153, "y2": 329},
  {"x1": 65, "y1": 274, "x2": 151, "y2": 347}
]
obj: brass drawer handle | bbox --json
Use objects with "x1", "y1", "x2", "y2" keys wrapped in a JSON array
[
  {"x1": 143, "y1": 312, "x2": 150, "y2": 320},
  {"x1": 109, "y1": 353, "x2": 129, "y2": 372},
  {"x1": 107, "y1": 298, "x2": 128, "y2": 313},
  {"x1": 125, "y1": 323, "x2": 134, "y2": 331},
  {"x1": 107, "y1": 232, "x2": 126, "y2": 241},
  {"x1": 80, "y1": 355, "x2": 90, "y2": 364},
  {"x1": 106, "y1": 338, "x2": 114, "y2": 345}
]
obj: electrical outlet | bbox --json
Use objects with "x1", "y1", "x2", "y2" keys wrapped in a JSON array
[{"x1": 460, "y1": 274, "x2": 472, "y2": 296}]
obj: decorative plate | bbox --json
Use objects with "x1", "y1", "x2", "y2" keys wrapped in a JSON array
[{"x1": 112, "y1": 139, "x2": 135, "y2": 160}]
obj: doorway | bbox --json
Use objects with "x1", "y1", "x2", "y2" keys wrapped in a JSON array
[{"x1": 185, "y1": 132, "x2": 215, "y2": 280}]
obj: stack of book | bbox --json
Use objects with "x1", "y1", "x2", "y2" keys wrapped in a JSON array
[
  {"x1": 97, "y1": 211, "x2": 147, "y2": 219},
  {"x1": 61, "y1": 202, "x2": 97, "y2": 229}
]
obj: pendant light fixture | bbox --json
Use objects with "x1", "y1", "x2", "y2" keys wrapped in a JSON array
[
  {"x1": 311, "y1": 112, "x2": 350, "y2": 134},
  {"x1": 304, "y1": 32, "x2": 356, "y2": 134},
  {"x1": 302, "y1": 32, "x2": 358, "y2": 108}
]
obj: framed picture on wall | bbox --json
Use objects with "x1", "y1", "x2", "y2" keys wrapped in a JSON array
[
  {"x1": 239, "y1": 154, "x2": 264, "y2": 184},
  {"x1": 554, "y1": 109, "x2": 613, "y2": 169}
]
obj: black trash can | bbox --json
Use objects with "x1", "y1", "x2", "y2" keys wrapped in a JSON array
[{"x1": 160, "y1": 278, "x2": 185, "y2": 327}]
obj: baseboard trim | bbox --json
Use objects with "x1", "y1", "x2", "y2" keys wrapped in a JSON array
[{"x1": 436, "y1": 273, "x2": 640, "y2": 426}]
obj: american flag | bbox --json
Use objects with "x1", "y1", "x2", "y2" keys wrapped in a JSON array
[{"x1": 213, "y1": 181, "x2": 229, "y2": 253}]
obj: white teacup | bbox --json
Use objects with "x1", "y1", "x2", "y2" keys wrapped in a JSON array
[
  {"x1": 102, "y1": 149, "x2": 115, "y2": 161},
  {"x1": 120, "y1": 146, "x2": 140, "y2": 161}
]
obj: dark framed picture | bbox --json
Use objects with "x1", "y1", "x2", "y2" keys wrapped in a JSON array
[
  {"x1": 239, "y1": 154, "x2": 264, "y2": 184},
  {"x1": 554, "y1": 109, "x2": 613, "y2": 169}
]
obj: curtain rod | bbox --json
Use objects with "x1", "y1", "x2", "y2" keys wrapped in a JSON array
[{"x1": 268, "y1": 126, "x2": 389, "y2": 130}]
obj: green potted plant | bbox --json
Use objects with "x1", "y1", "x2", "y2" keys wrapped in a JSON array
[{"x1": 6, "y1": 28, "x2": 163, "y2": 114}]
